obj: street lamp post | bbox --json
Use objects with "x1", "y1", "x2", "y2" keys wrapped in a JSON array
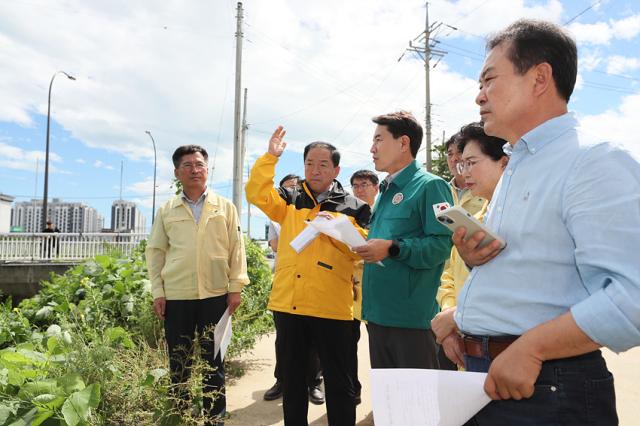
[
  {"x1": 42, "y1": 71, "x2": 75, "y2": 230},
  {"x1": 145, "y1": 130, "x2": 158, "y2": 225}
]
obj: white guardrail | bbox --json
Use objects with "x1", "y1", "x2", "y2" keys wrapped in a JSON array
[{"x1": 0, "y1": 233, "x2": 148, "y2": 262}]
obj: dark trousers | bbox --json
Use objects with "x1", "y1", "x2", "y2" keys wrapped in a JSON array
[
  {"x1": 274, "y1": 311, "x2": 356, "y2": 426},
  {"x1": 165, "y1": 296, "x2": 227, "y2": 424},
  {"x1": 350, "y1": 320, "x2": 362, "y2": 394},
  {"x1": 367, "y1": 322, "x2": 439, "y2": 369},
  {"x1": 274, "y1": 317, "x2": 322, "y2": 388},
  {"x1": 464, "y1": 350, "x2": 617, "y2": 426}
]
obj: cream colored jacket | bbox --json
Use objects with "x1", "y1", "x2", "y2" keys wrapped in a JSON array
[{"x1": 146, "y1": 192, "x2": 249, "y2": 300}]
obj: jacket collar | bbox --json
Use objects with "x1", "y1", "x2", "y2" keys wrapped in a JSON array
[
  {"x1": 169, "y1": 190, "x2": 220, "y2": 209},
  {"x1": 301, "y1": 179, "x2": 347, "y2": 206},
  {"x1": 380, "y1": 160, "x2": 420, "y2": 193}
]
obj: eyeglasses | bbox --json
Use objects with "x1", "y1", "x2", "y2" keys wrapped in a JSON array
[
  {"x1": 456, "y1": 158, "x2": 487, "y2": 174},
  {"x1": 179, "y1": 162, "x2": 208, "y2": 171},
  {"x1": 352, "y1": 182, "x2": 374, "y2": 190}
]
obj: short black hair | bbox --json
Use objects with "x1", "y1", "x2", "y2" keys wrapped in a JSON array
[
  {"x1": 279, "y1": 174, "x2": 301, "y2": 187},
  {"x1": 303, "y1": 142, "x2": 340, "y2": 167},
  {"x1": 172, "y1": 145, "x2": 209, "y2": 168},
  {"x1": 372, "y1": 111, "x2": 423, "y2": 158},
  {"x1": 444, "y1": 134, "x2": 459, "y2": 151},
  {"x1": 350, "y1": 169, "x2": 379, "y2": 186},
  {"x1": 487, "y1": 19, "x2": 577, "y2": 102},
  {"x1": 456, "y1": 122, "x2": 507, "y2": 161}
]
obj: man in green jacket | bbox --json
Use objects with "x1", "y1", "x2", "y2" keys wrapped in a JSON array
[{"x1": 354, "y1": 111, "x2": 453, "y2": 369}]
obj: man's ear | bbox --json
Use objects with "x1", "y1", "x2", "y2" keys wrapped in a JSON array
[
  {"x1": 333, "y1": 165, "x2": 341, "y2": 179},
  {"x1": 174, "y1": 169, "x2": 179, "y2": 179},
  {"x1": 533, "y1": 62, "x2": 553, "y2": 97},
  {"x1": 401, "y1": 135, "x2": 411, "y2": 152},
  {"x1": 500, "y1": 156, "x2": 509, "y2": 170}
]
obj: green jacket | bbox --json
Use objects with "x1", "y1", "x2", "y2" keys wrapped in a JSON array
[{"x1": 362, "y1": 160, "x2": 453, "y2": 329}]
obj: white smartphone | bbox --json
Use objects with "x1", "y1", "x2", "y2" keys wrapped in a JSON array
[{"x1": 436, "y1": 206, "x2": 506, "y2": 249}]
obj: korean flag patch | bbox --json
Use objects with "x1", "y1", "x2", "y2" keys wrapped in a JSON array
[{"x1": 432, "y1": 202, "x2": 451, "y2": 216}]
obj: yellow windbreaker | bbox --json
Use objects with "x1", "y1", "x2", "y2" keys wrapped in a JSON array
[{"x1": 246, "y1": 153, "x2": 371, "y2": 321}]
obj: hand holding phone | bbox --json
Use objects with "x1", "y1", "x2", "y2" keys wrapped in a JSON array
[{"x1": 436, "y1": 206, "x2": 506, "y2": 249}]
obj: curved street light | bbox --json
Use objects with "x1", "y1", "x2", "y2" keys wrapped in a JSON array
[
  {"x1": 42, "y1": 71, "x2": 75, "y2": 231},
  {"x1": 145, "y1": 130, "x2": 157, "y2": 225}
]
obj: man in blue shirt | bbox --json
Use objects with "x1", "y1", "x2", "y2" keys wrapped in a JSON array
[{"x1": 436, "y1": 19, "x2": 640, "y2": 424}]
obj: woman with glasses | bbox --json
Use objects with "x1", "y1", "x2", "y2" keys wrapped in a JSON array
[{"x1": 432, "y1": 122, "x2": 508, "y2": 367}]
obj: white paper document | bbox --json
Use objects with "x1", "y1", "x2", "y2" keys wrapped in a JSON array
[
  {"x1": 213, "y1": 307, "x2": 233, "y2": 361},
  {"x1": 289, "y1": 223, "x2": 320, "y2": 253},
  {"x1": 304, "y1": 215, "x2": 384, "y2": 266},
  {"x1": 370, "y1": 368, "x2": 491, "y2": 426}
]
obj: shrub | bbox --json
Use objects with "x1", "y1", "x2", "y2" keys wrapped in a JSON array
[{"x1": 0, "y1": 237, "x2": 273, "y2": 425}]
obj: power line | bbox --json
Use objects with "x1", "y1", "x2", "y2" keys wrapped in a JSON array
[{"x1": 564, "y1": 0, "x2": 603, "y2": 25}]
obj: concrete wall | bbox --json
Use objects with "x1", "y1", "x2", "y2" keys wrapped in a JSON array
[{"x1": 0, "y1": 262, "x2": 75, "y2": 304}]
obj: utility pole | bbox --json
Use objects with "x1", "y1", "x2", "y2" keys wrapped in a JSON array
[
  {"x1": 144, "y1": 130, "x2": 158, "y2": 225},
  {"x1": 232, "y1": 2, "x2": 244, "y2": 214},
  {"x1": 241, "y1": 88, "x2": 250, "y2": 237},
  {"x1": 401, "y1": 2, "x2": 447, "y2": 172},
  {"x1": 119, "y1": 160, "x2": 124, "y2": 201},
  {"x1": 34, "y1": 159, "x2": 39, "y2": 199}
]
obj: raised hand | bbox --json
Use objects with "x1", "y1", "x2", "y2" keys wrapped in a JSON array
[{"x1": 268, "y1": 126, "x2": 287, "y2": 157}]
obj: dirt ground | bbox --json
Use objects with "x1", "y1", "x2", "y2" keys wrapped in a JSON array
[{"x1": 226, "y1": 328, "x2": 639, "y2": 425}]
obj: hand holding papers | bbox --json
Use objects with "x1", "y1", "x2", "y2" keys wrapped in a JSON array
[
  {"x1": 290, "y1": 214, "x2": 383, "y2": 266},
  {"x1": 214, "y1": 307, "x2": 233, "y2": 361},
  {"x1": 370, "y1": 368, "x2": 491, "y2": 426}
]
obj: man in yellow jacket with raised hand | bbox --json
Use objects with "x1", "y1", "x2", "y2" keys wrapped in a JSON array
[{"x1": 246, "y1": 127, "x2": 371, "y2": 426}]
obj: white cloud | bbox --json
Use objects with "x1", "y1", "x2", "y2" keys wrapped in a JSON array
[
  {"x1": 606, "y1": 55, "x2": 640, "y2": 75},
  {"x1": 0, "y1": 141, "x2": 63, "y2": 172},
  {"x1": 93, "y1": 160, "x2": 114, "y2": 170},
  {"x1": 580, "y1": 49, "x2": 603, "y2": 71},
  {"x1": 431, "y1": 0, "x2": 564, "y2": 39},
  {"x1": 1, "y1": 0, "x2": 636, "y2": 208},
  {"x1": 611, "y1": 13, "x2": 640, "y2": 39},
  {"x1": 568, "y1": 13, "x2": 640, "y2": 45},
  {"x1": 75, "y1": 158, "x2": 85, "y2": 164},
  {"x1": 579, "y1": 91, "x2": 640, "y2": 160}
]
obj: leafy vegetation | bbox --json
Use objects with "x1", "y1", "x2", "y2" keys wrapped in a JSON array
[
  {"x1": 431, "y1": 138, "x2": 453, "y2": 182},
  {"x1": 0, "y1": 238, "x2": 273, "y2": 425}
]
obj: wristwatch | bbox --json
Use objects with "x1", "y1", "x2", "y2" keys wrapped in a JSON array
[{"x1": 388, "y1": 240, "x2": 401, "y2": 258}]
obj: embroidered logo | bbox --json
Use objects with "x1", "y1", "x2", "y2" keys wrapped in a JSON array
[{"x1": 392, "y1": 193, "x2": 404, "y2": 205}]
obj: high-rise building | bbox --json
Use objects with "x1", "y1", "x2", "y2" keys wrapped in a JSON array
[
  {"x1": 11, "y1": 199, "x2": 104, "y2": 233},
  {"x1": 111, "y1": 200, "x2": 146, "y2": 233},
  {"x1": 0, "y1": 194, "x2": 14, "y2": 233}
]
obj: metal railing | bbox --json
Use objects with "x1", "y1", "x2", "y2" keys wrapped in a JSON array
[{"x1": 0, "y1": 233, "x2": 148, "y2": 262}]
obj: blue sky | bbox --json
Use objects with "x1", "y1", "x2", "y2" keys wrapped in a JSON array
[{"x1": 1, "y1": 0, "x2": 638, "y2": 237}]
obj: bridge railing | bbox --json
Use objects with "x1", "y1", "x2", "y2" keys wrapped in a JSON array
[{"x1": 0, "y1": 233, "x2": 149, "y2": 262}]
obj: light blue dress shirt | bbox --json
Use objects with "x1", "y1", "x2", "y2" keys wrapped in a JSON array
[{"x1": 455, "y1": 112, "x2": 640, "y2": 353}]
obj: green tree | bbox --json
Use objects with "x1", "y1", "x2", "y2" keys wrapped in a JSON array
[{"x1": 431, "y1": 139, "x2": 452, "y2": 182}]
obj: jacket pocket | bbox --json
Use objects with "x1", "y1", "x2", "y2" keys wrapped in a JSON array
[
  {"x1": 164, "y1": 216, "x2": 195, "y2": 249},
  {"x1": 203, "y1": 256, "x2": 230, "y2": 293},
  {"x1": 204, "y1": 214, "x2": 230, "y2": 255}
]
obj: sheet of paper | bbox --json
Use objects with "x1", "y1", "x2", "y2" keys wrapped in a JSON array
[
  {"x1": 289, "y1": 224, "x2": 320, "y2": 253},
  {"x1": 214, "y1": 307, "x2": 232, "y2": 361},
  {"x1": 306, "y1": 215, "x2": 384, "y2": 266},
  {"x1": 370, "y1": 368, "x2": 491, "y2": 426}
]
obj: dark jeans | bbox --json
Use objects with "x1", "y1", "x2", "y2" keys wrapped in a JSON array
[
  {"x1": 165, "y1": 296, "x2": 227, "y2": 425},
  {"x1": 464, "y1": 350, "x2": 617, "y2": 426},
  {"x1": 274, "y1": 316, "x2": 322, "y2": 388},
  {"x1": 274, "y1": 311, "x2": 356, "y2": 426},
  {"x1": 366, "y1": 322, "x2": 439, "y2": 369}
]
